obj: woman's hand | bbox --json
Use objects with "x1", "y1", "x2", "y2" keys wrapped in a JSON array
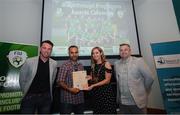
[
  {"x1": 83, "y1": 85, "x2": 94, "y2": 91},
  {"x1": 86, "y1": 75, "x2": 92, "y2": 80}
]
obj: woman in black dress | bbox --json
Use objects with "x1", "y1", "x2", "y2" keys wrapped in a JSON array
[{"x1": 86, "y1": 47, "x2": 116, "y2": 114}]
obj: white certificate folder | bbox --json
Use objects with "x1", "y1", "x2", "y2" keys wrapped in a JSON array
[{"x1": 72, "y1": 70, "x2": 88, "y2": 90}]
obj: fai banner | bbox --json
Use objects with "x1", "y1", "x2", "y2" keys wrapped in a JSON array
[
  {"x1": 151, "y1": 41, "x2": 180, "y2": 114},
  {"x1": 0, "y1": 42, "x2": 38, "y2": 113}
]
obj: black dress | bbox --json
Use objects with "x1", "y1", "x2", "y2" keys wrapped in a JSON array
[{"x1": 89, "y1": 63, "x2": 116, "y2": 114}]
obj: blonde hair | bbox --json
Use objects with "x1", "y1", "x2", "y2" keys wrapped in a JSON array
[{"x1": 91, "y1": 47, "x2": 106, "y2": 70}]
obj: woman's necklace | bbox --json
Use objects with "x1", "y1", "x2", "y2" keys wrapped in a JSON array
[
  {"x1": 96, "y1": 63, "x2": 104, "y2": 77},
  {"x1": 92, "y1": 62, "x2": 105, "y2": 83}
]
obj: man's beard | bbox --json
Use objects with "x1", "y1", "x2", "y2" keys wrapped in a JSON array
[{"x1": 71, "y1": 56, "x2": 78, "y2": 61}]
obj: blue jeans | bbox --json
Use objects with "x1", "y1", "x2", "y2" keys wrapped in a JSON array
[
  {"x1": 20, "y1": 93, "x2": 52, "y2": 114},
  {"x1": 60, "y1": 103, "x2": 84, "y2": 114}
]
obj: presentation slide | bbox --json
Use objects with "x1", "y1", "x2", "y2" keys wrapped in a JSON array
[{"x1": 43, "y1": 0, "x2": 140, "y2": 57}]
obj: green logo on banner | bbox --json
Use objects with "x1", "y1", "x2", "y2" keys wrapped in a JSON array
[
  {"x1": 7, "y1": 50, "x2": 27, "y2": 68},
  {"x1": 0, "y1": 42, "x2": 38, "y2": 113}
]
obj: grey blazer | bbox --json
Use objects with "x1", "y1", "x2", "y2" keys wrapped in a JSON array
[
  {"x1": 19, "y1": 56, "x2": 57, "y2": 99},
  {"x1": 114, "y1": 56, "x2": 154, "y2": 108}
]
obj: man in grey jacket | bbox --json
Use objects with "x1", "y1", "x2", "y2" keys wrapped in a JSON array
[
  {"x1": 114, "y1": 43, "x2": 154, "y2": 114},
  {"x1": 19, "y1": 40, "x2": 57, "y2": 114}
]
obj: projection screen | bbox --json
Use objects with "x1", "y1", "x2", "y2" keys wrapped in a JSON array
[{"x1": 42, "y1": 0, "x2": 140, "y2": 57}]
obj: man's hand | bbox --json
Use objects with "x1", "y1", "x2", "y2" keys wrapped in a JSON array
[
  {"x1": 59, "y1": 81, "x2": 80, "y2": 94},
  {"x1": 69, "y1": 87, "x2": 80, "y2": 94}
]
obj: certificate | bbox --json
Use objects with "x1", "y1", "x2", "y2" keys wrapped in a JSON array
[{"x1": 72, "y1": 70, "x2": 88, "y2": 90}]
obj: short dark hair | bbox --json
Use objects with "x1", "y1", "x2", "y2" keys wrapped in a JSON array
[
  {"x1": 120, "y1": 43, "x2": 130, "y2": 48},
  {"x1": 41, "y1": 40, "x2": 54, "y2": 47},
  {"x1": 68, "y1": 45, "x2": 78, "y2": 52}
]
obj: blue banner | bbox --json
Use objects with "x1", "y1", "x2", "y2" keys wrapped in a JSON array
[{"x1": 151, "y1": 41, "x2": 180, "y2": 114}]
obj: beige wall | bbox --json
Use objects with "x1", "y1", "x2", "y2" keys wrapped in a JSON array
[
  {"x1": 0, "y1": 0, "x2": 42, "y2": 45},
  {"x1": 134, "y1": 0, "x2": 180, "y2": 109}
]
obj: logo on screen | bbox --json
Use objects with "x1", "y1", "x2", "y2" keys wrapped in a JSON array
[{"x1": 7, "y1": 50, "x2": 27, "y2": 68}]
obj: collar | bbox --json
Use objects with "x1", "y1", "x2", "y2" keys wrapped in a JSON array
[
  {"x1": 39, "y1": 56, "x2": 49, "y2": 63},
  {"x1": 69, "y1": 59, "x2": 80, "y2": 66},
  {"x1": 120, "y1": 56, "x2": 131, "y2": 64}
]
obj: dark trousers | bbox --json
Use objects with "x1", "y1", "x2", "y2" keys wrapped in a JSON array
[
  {"x1": 119, "y1": 104, "x2": 146, "y2": 114},
  {"x1": 60, "y1": 103, "x2": 84, "y2": 114},
  {"x1": 20, "y1": 93, "x2": 52, "y2": 114}
]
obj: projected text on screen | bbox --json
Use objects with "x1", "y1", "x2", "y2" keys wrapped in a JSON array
[{"x1": 43, "y1": 0, "x2": 139, "y2": 56}]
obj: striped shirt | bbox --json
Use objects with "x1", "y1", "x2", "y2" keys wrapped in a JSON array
[{"x1": 57, "y1": 60, "x2": 84, "y2": 104}]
